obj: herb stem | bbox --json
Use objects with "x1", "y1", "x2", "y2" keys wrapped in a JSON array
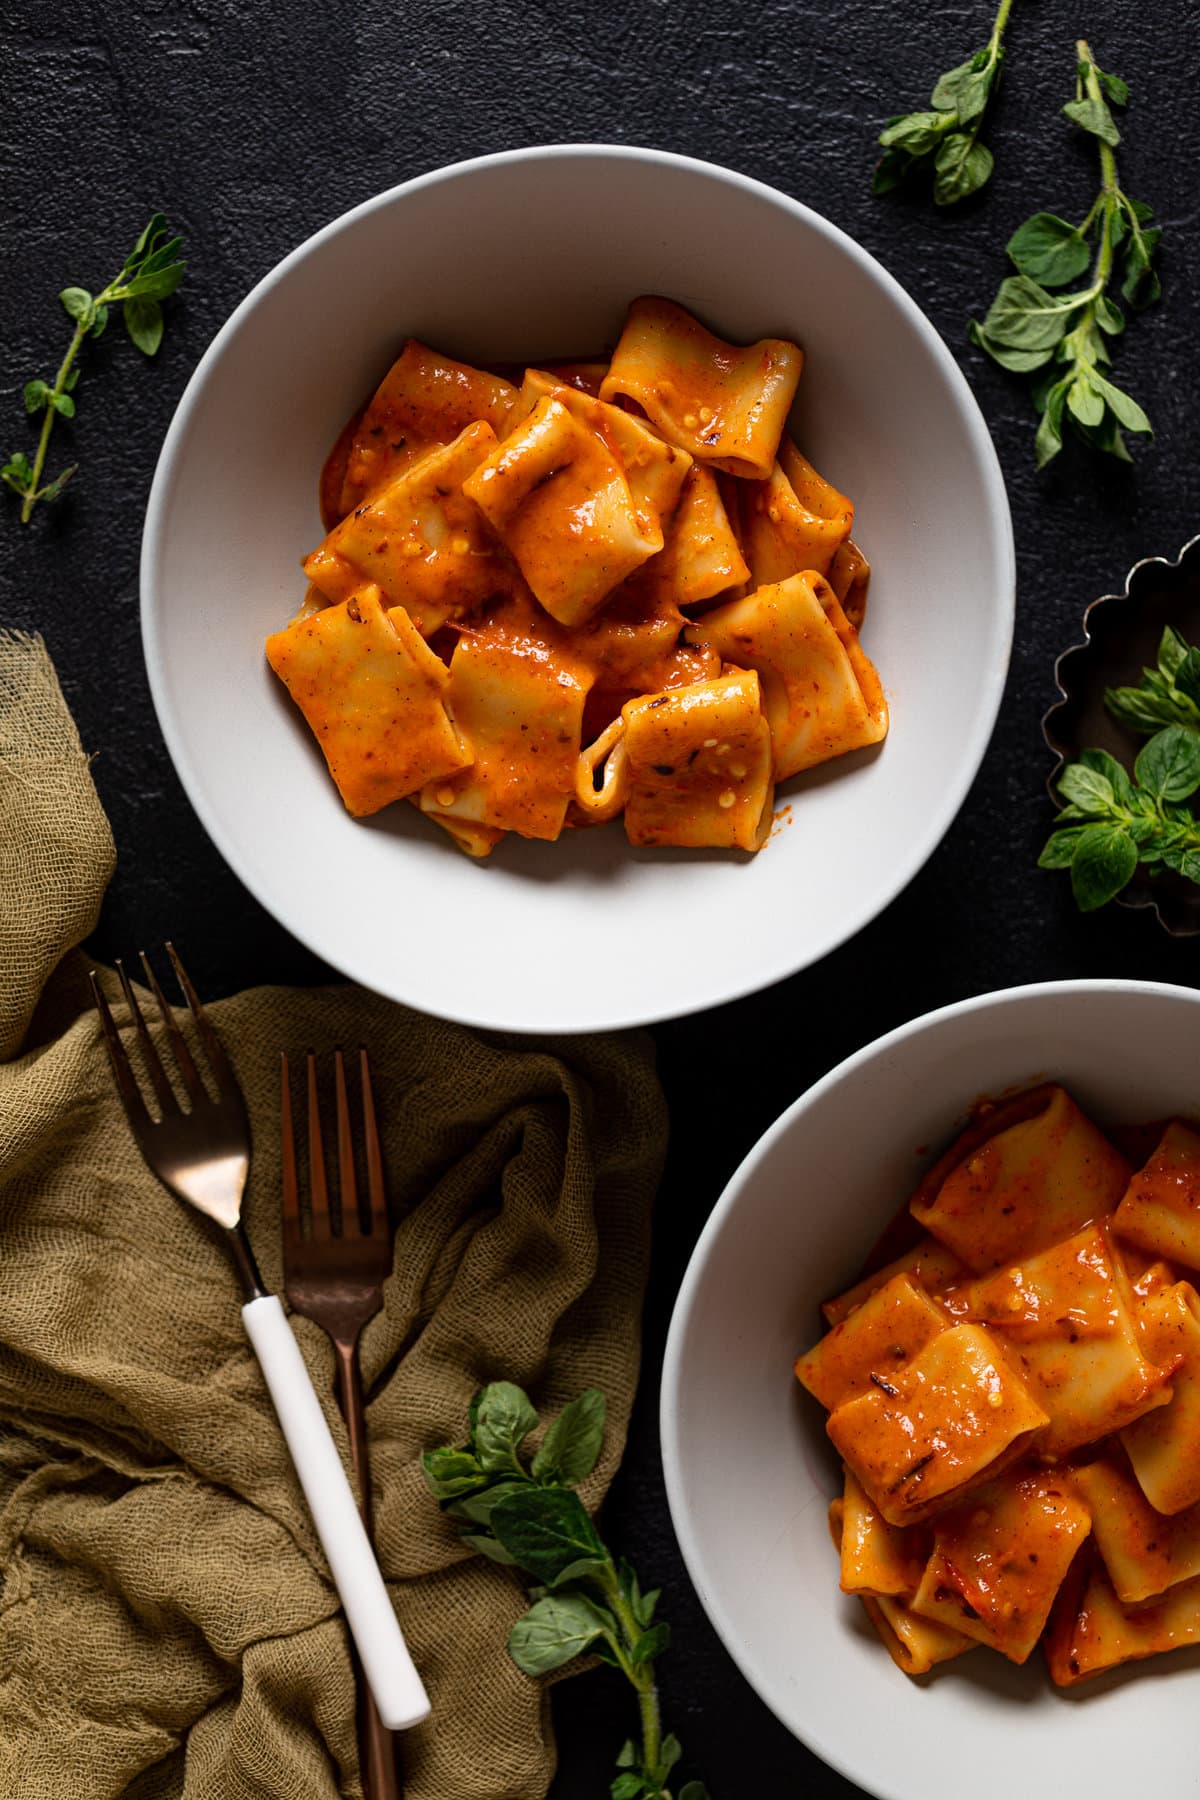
[
  {"x1": 604, "y1": 1563, "x2": 665, "y2": 1779},
  {"x1": 20, "y1": 317, "x2": 87, "y2": 524},
  {"x1": 989, "y1": 0, "x2": 1015, "y2": 59}
]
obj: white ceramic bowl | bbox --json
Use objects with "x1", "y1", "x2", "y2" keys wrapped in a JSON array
[
  {"x1": 661, "y1": 979, "x2": 1200, "y2": 1800},
  {"x1": 142, "y1": 146, "x2": 1013, "y2": 1033}
]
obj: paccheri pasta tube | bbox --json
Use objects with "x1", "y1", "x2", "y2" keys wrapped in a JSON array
[{"x1": 268, "y1": 298, "x2": 888, "y2": 857}]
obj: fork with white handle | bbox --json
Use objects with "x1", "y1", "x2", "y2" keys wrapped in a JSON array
[{"x1": 89, "y1": 944, "x2": 430, "y2": 1733}]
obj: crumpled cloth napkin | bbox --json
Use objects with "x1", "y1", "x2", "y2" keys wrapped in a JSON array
[{"x1": 0, "y1": 633, "x2": 666, "y2": 1800}]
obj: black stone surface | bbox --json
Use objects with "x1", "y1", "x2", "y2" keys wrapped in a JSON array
[{"x1": 3, "y1": 0, "x2": 1200, "y2": 1793}]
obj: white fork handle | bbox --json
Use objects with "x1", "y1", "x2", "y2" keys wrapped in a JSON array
[{"x1": 241, "y1": 1294, "x2": 430, "y2": 1730}]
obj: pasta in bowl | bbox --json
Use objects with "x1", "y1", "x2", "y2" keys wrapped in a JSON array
[
  {"x1": 264, "y1": 300, "x2": 887, "y2": 859},
  {"x1": 141, "y1": 146, "x2": 1011, "y2": 1031},
  {"x1": 662, "y1": 981, "x2": 1200, "y2": 1800}
]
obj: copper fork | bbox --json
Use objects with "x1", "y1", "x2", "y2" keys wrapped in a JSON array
[
  {"x1": 89, "y1": 947, "x2": 429, "y2": 1733},
  {"x1": 281, "y1": 1048, "x2": 401, "y2": 1800}
]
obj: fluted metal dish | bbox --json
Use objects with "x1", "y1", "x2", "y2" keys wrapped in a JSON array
[{"x1": 1043, "y1": 533, "x2": 1200, "y2": 935}]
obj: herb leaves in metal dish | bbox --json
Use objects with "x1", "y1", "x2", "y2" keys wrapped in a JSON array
[{"x1": 1042, "y1": 535, "x2": 1200, "y2": 933}]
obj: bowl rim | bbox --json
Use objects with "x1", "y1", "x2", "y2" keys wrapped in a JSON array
[
  {"x1": 140, "y1": 142, "x2": 1016, "y2": 1033},
  {"x1": 659, "y1": 975, "x2": 1200, "y2": 1792}
]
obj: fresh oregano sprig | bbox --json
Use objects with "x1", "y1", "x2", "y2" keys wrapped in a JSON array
[
  {"x1": 1039, "y1": 734, "x2": 1200, "y2": 910},
  {"x1": 422, "y1": 1382, "x2": 709, "y2": 1800},
  {"x1": 969, "y1": 40, "x2": 1161, "y2": 467},
  {"x1": 1105, "y1": 626, "x2": 1200, "y2": 736},
  {"x1": 874, "y1": 0, "x2": 1014, "y2": 205},
  {"x1": 4, "y1": 214, "x2": 185, "y2": 523}
]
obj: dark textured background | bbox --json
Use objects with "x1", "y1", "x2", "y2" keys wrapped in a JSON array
[{"x1": 3, "y1": 0, "x2": 1200, "y2": 1792}]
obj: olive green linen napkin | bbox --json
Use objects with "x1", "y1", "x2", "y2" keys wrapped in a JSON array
[{"x1": 0, "y1": 633, "x2": 666, "y2": 1800}]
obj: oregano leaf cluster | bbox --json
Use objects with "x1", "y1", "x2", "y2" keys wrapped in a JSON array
[
  {"x1": 4, "y1": 214, "x2": 185, "y2": 524},
  {"x1": 422, "y1": 1382, "x2": 710, "y2": 1800}
]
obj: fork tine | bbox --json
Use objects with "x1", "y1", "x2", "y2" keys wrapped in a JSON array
[
  {"x1": 89, "y1": 969, "x2": 153, "y2": 1126},
  {"x1": 281, "y1": 1052, "x2": 301, "y2": 1232},
  {"x1": 140, "y1": 950, "x2": 206, "y2": 1105},
  {"x1": 166, "y1": 942, "x2": 238, "y2": 1099},
  {"x1": 334, "y1": 1048, "x2": 362, "y2": 1236},
  {"x1": 360, "y1": 1048, "x2": 388, "y2": 1238},
  {"x1": 306, "y1": 1052, "x2": 332, "y2": 1239},
  {"x1": 115, "y1": 958, "x2": 180, "y2": 1116}
]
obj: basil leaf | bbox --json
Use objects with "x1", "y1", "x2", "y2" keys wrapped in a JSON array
[
  {"x1": 1067, "y1": 377, "x2": 1105, "y2": 428},
  {"x1": 1174, "y1": 650, "x2": 1200, "y2": 711},
  {"x1": 679, "y1": 1786, "x2": 712, "y2": 1800},
  {"x1": 1038, "y1": 826, "x2": 1096, "y2": 870},
  {"x1": 1091, "y1": 373, "x2": 1152, "y2": 435},
  {"x1": 507, "y1": 1590, "x2": 615, "y2": 1676},
  {"x1": 462, "y1": 1532, "x2": 519, "y2": 1566},
  {"x1": 23, "y1": 380, "x2": 50, "y2": 415},
  {"x1": 1104, "y1": 686, "x2": 1185, "y2": 735},
  {"x1": 1070, "y1": 824, "x2": 1139, "y2": 911},
  {"x1": 1101, "y1": 70, "x2": 1130, "y2": 106},
  {"x1": 1078, "y1": 748, "x2": 1135, "y2": 806},
  {"x1": 1057, "y1": 761, "x2": 1116, "y2": 813},
  {"x1": 1161, "y1": 847, "x2": 1200, "y2": 885},
  {"x1": 1135, "y1": 726, "x2": 1200, "y2": 801},
  {"x1": 123, "y1": 296, "x2": 164, "y2": 356},
  {"x1": 59, "y1": 286, "x2": 94, "y2": 324},
  {"x1": 933, "y1": 135, "x2": 992, "y2": 206},
  {"x1": 879, "y1": 110, "x2": 948, "y2": 154},
  {"x1": 611, "y1": 1775, "x2": 647, "y2": 1800},
  {"x1": 980, "y1": 276, "x2": 1077, "y2": 353},
  {"x1": 1006, "y1": 214, "x2": 1091, "y2": 287},
  {"x1": 475, "y1": 1382, "x2": 539, "y2": 1473},
  {"x1": 532, "y1": 1389, "x2": 606, "y2": 1486},
  {"x1": 1063, "y1": 96, "x2": 1120, "y2": 146},
  {"x1": 491, "y1": 1486, "x2": 606, "y2": 1584},
  {"x1": 1158, "y1": 626, "x2": 1190, "y2": 681},
  {"x1": 967, "y1": 322, "x2": 1053, "y2": 373},
  {"x1": 421, "y1": 1446, "x2": 487, "y2": 1500},
  {"x1": 930, "y1": 53, "x2": 988, "y2": 117},
  {"x1": 1093, "y1": 296, "x2": 1125, "y2": 336},
  {"x1": 871, "y1": 148, "x2": 911, "y2": 196},
  {"x1": 445, "y1": 1478, "x2": 526, "y2": 1525}
]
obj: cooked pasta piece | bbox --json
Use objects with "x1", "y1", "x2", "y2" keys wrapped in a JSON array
[
  {"x1": 463, "y1": 396, "x2": 689, "y2": 627},
  {"x1": 826, "y1": 1323, "x2": 1050, "y2": 1527},
  {"x1": 1046, "y1": 1547, "x2": 1200, "y2": 1685},
  {"x1": 626, "y1": 464, "x2": 750, "y2": 610},
  {"x1": 910, "y1": 1084, "x2": 1131, "y2": 1273},
  {"x1": 304, "y1": 422, "x2": 513, "y2": 635},
  {"x1": 737, "y1": 441, "x2": 854, "y2": 587},
  {"x1": 620, "y1": 669, "x2": 774, "y2": 851},
  {"x1": 337, "y1": 339, "x2": 517, "y2": 512},
  {"x1": 1072, "y1": 1452, "x2": 1200, "y2": 1602},
  {"x1": 910, "y1": 1467, "x2": 1092, "y2": 1662},
  {"x1": 1121, "y1": 1281, "x2": 1200, "y2": 1514},
  {"x1": 827, "y1": 536, "x2": 870, "y2": 631},
  {"x1": 1113, "y1": 1120, "x2": 1200, "y2": 1270},
  {"x1": 940, "y1": 1222, "x2": 1175, "y2": 1455},
  {"x1": 599, "y1": 296, "x2": 803, "y2": 480},
  {"x1": 821, "y1": 1237, "x2": 968, "y2": 1329},
  {"x1": 794, "y1": 1273, "x2": 950, "y2": 1411},
  {"x1": 418, "y1": 629, "x2": 592, "y2": 841},
  {"x1": 509, "y1": 370, "x2": 694, "y2": 530},
  {"x1": 537, "y1": 360, "x2": 609, "y2": 396},
  {"x1": 837, "y1": 1469, "x2": 930, "y2": 1598},
  {"x1": 265, "y1": 585, "x2": 469, "y2": 816},
  {"x1": 829, "y1": 1496, "x2": 974, "y2": 1673},
  {"x1": 684, "y1": 572, "x2": 888, "y2": 780},
  {"x1": 417, "y1": 802, "x2": 506, "y2": 859}
]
